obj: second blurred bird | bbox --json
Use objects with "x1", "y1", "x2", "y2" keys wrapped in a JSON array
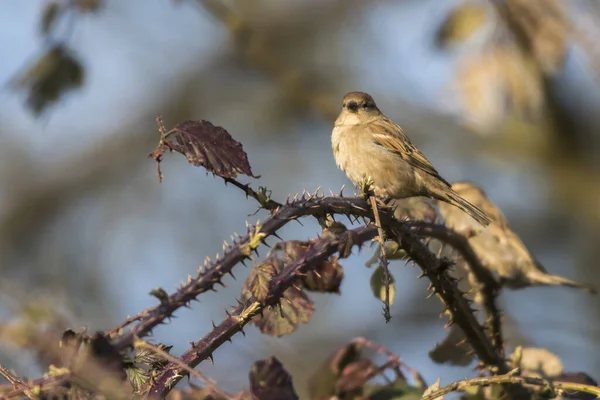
[{"x1": 437, "y1": 181, "x2": 596, "y2": 294}]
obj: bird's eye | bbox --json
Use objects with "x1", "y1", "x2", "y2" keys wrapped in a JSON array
[
  {"x1": 347, "y1": 101, "x2": 359, "y2": 111},
  {"x1": 363, "y1": 102, "x2": 373, "y2": 109}
]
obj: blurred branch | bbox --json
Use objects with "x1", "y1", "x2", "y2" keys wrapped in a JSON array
[
  {"x1": 194, "y1": 0, "x2": 364, "y2": 120},
  {"x1": 422, "y1": 372, "x2": 600, "y2": 400},
  {"x1": 0, "y1": 365, "x2": 37, "y2": 400}
]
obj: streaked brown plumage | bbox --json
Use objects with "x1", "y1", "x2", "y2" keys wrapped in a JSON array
[
  {"x1": 331, "y1": 91, "x2": 491, "y2": 226},
  {"x1": 438, "y1": 181, "x2": 596, "y2": 293}
]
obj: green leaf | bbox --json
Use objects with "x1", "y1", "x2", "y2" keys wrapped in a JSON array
[
  {"x1": 126, "y1": 366, "x2": 149, "y2": 394},
  {"x1": 134, "y1": 343, "x2": 173, "y2": 368},
  {"x1": 370, "y1": 265, "x2": 396, "y2": 306},
  {"x1": 366, "y1": 242, "x2": 406, "y2": 267}
]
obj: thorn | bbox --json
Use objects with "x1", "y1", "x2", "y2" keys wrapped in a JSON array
[
  {"x1": 272, "y1": 232, "x2": 283, "y2": 241},
  {"x1": 240, "y1": 328, "x2": 246, "y2": 336},
  {"x1": 211, "y1": 321, "x2": 217, "y2": 328},
  {"x1": 207, "y1": 355, "x2": 214, "y2": 364},
  {"x1": 229, "y1": 271, "x2": 236, "y2": 280},
  {"x1": 340, "y1": 184, "x2": 345, "y2": 196}
]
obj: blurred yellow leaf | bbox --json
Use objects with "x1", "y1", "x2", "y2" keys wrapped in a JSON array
[
  {"x1": 456, "y1": 45, "x2": 544, "y2": 135},
  {"x1": 436, "y1": 2, "x2": 489, "y2": 48}
]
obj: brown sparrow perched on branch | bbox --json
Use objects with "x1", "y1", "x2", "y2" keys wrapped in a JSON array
[
  {"x1": 438, "y1": 181, "x2": 596, "y2": 293},
  {"x1": 331, "y1": 91, "x2": 491, "y2": 226}
]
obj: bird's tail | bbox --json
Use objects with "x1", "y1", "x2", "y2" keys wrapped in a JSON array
[
  {"x1": 444, "y1": 190, "x2": 492, "y2": 227},
  {"x1": 527, "y1": 269, "x2": 597, "y2": 294}
]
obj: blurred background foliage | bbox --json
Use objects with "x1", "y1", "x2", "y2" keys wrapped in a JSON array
[{"x1": 1, "y1": 0, "x2": 600, "y2": 398}]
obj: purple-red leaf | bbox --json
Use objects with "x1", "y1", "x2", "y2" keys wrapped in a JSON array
[{"x1": 150, "y1": 119, "x2": 257, "y2": 181}]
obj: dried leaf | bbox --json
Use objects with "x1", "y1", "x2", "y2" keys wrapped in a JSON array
[
  {"x1": 154, "y1": 120, "x2": 257, "y2": 179},
  {"x1": 58, "y1": 329, "x2": 84, "y2": 367},
  {"x1": 511, "y1": 347, "x2": 563, "y2": 378},
  {"x1": 249, "y1": 357, "x2": 299, "y2": 400},
  {"x1": 243, "y1": 259, "x2": 282, "y2": 302},
  {"x1": 87, "y1": 333, "x2": 127, "y2": 380},
  {"x1": 307, "y1": 341, "x2": 364, "y2": 400},
  {"x1": 369, "y1": 265, "x2": 395, "y2": 306},
  {"x1": 428, "y1": 325, "x2": 473, "y2": 366},
  {"x1": 75, "y1": 0, "x2": 103, "y2": 13},
  {"x1": 335, "y1": 359, "x2": 377, "y2": 394},
  {"x1": 40, "y1": 1, "x2": 64, "y2": 36},
  {"x1": 302, "y1": 256, "x2": 344, "y2": 293},
  {"x1": 252, "y1": 286, "x2": 313, "y2": 337}
]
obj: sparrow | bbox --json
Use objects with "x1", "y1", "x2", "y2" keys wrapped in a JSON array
[
  {"x1": 331, "y1": 91, "x2": 491, "y2": 226},
  {"x1": 437, "y1": 181, "x2": 596, "y2": 293}
]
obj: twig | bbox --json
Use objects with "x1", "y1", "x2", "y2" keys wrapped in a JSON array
[
  {"x1": 0, "y1": 365, "x2": 37, "y2": 400},
  {"x1": 146, "y1": 226, "x2": 378, "y2": 398},
  {"x1": 421, "y1": 373, "x2": 600, "y2": 400},
  {"x1": 368, "y1": 195, "x2": 391, "y2": 322}
]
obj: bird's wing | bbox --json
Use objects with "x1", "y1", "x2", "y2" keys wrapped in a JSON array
[{"x1": 369, "y1": 117, "x2": 450, "y2": 185}]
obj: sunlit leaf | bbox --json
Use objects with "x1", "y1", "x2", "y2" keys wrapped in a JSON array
[
  {"x1": 428, "y1": 325, "x2": 473, "y2": 366},
  {"x1": 252, "y1": 286, "x2": 313, "y2": 337},
  {"x1": 369, "y1": 265, "x2": 395, "y2": 306},
  {"x1": 243, "y1": 259, "x2": 282, "y2": 302}
]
